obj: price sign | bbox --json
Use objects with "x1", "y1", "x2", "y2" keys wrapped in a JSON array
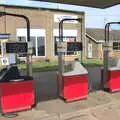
[
  {"x1": 113, "y1": 42, "x2": 120, "y2": 50},
  {"x1": 6, "y1": 42, "x2": 28, "y2": 53},
  {"x1": 0, "y1": 33, "x2": 10, "y2": 39},
  {"x1": 57, "y1": 42, "x2": 67, "y2": 53}
]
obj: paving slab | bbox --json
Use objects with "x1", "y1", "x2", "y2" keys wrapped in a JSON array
[
  {"x1": 63, "y1": 114, "x2": 98, "y2": 120},
  {"x1": 0, "y1": 109, "x2": 49, "y2": 120},
  {"x1": 0, "y1": 92, "x2": 120, "y2": 120},
  {"x1": 35, "y1": 91, "x2": 114, "y2": 114},
  {"x1": 110, "y1": 92, "x2": 120, "y2": 100},
  {"x1": 91, "y1": 105, "x2": 120, "y2": 120},
  {"x1": 1, "y1": 67, "x2": 120, "y2": 120}
]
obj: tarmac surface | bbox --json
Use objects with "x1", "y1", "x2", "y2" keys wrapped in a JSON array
[{"x1": 1, "y1": 67, "x2": 120, "y2": 120}]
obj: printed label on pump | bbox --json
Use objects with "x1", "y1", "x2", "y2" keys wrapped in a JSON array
[
  {"x1": 28, "y1": 42, "x2": 33, "y2": 54},
  {"x1": 57, "y1": 42, "x2": 67, "y2": 53},
  {"x1": 103, "y1": 42, "x2": 113, "y2": 51}
]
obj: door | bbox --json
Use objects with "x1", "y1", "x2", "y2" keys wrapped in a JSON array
[{"x1": 88, "y1": 42, "x2": 92, "y2": 58}]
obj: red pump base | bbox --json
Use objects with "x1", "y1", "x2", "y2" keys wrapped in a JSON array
[
  {"x1": 0, "y1": 80, "x2": 34, "y2": 113},
  {"x1": 58, "y1": 74, "x2": 88, "y2": 102},
  {"x1": 101, "y1": 69, "x2": 120, "y2": 92},
  {"x1": 108, "y1": 70, "x2": 120, "y2": 92}
]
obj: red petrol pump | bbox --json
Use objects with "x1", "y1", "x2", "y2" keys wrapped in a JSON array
[
  {"x1": 57, "y1": 18, "x2": 88, "y2": 102},
  {"x1": 0, "y1": 12, "x2": 34, "y2": 114},
  {"x1": 102, "y1": 22, "x2": 120, "y2": 92}
]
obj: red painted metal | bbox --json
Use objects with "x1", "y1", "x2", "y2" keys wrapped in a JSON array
[
  {"x1": 108, "y1": 70, "x2": 120, "y2": 92},
  {"x1": 0, "y1": 80, "x2": 34, "y2": 113},
  {"x1": 58, "y1": 74, "x2": 88, "y2": 102},
  {"x1": 101, "y1": 69, "x2": 120, "y2": 92}
]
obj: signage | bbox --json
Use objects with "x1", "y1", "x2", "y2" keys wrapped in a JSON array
[
  {"x1": 28, "y1": 42, "x2": 33, "y2": 54},
  {"x1": 54, "y1": 14, "x2": 78, "y2": 23},
  {"x1": 57, "y1": 42, "x2": 82, "y2": 52},
  {"x1": 0, "y1": 33, "x2": 10, "y2": 39},
  {"x1": 1, "y1": 57, "x2": 9, "y2": 66},
  {"x1": 67, "y1": 42, "x2": 83, "y2": 51},
  {"x1": 57, "y1": 42, "x2": 67, "y2": 53},
  {"x1": 113, "y1": 42, "x2": 120, "y2": 50},
  {"x1": 6, "y1": 42, "x2": 28, "y2": 53}
]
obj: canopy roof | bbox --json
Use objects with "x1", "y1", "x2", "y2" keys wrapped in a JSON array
[{"x1": 30, "y1": 0, "x2": 120, "y2": 8}]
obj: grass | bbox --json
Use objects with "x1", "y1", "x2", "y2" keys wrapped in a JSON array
[
  {"x1": 17, "y1": 61, "x2": 58, "y2": 72},
  {"x1": 83, "y1": 59, "x2": 103, "y2": 66},
  {"x1": 17, "y1": 59, "x2": 103, "y2": 72}
]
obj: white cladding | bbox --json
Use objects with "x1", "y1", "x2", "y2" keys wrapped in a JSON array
[{"x1": 53, "y1": 29, "x2": 77, "y2": 37}]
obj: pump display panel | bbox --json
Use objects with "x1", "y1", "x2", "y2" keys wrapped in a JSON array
[
  {"x1": 67, "y1": 42, "x2": 82, "y2": 51},
  {"x1": 6, "y1": 42, "x2": 28, "y2": 53},
  {"x1": 113, "y1": 42, "x2": 120, "y2": 50}
]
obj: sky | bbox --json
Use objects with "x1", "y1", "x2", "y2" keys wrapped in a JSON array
[{"x1": 1, "y1": 0, "x2": 120, "y2": 29}]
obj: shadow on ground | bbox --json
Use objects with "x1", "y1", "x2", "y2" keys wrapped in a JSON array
[{"x1": 33, "y1": 71, "x2": 58, "y2": 103}]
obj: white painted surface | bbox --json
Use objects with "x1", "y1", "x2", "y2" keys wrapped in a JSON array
[
  {"x1": 53, "y1": 29, "x2": 77, "y2": 37},
  {"x1": 63, "y1": 61, "x2": 88, "y2": 76},
  {"x1": 8, "y1": 54, "x2": 16, "y2": 64},
  {"x1": 16, "y1": 28, "x2": 45, "y2": 37},
  {"x1": 1, "y1": 57, "x2": 9, "y2": 65}
]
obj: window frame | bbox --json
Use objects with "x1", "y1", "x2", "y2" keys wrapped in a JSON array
[
  {"x1": 17, "y1": 35, "x2": 46, "y2": 57},
  {"x1": 17, "y1": 28, "x2": 46, "y2": 57}
]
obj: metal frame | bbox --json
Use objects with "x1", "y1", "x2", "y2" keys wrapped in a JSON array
[
  {"x1": 0, "y1": 12, "x2": 32, "y2": 76},
  {"x1": 105, "y1": 22, "x2": 120, "y2": 43},
  {"x1": 103, "y1": 22, "x2": 120, "y2": 88},
  {"x1": 58, "y1": 18, "x2": 82, "y2": 75}
]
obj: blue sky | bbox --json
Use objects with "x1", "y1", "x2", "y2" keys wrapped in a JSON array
[{"x1": 1, "y1": 0, "x2": 120, "y2": 29}]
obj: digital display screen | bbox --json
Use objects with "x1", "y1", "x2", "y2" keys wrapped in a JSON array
[
  {"x1": 6, "y1": 42, "x2": 28, "y2": 53},
  {"x1": 67, "y1": 42, "x2": 82, "y2": 51}
]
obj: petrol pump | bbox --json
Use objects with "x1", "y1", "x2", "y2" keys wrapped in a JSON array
[
  {"x1": 57, "y1": 18, "x2": 88, "y2": 102},
  {"x1": 102, "y1": 22, "x2": 120, "y2": 92},
  {"x1": 0, "y1": 12, "x2": 34, "y2": 114}
]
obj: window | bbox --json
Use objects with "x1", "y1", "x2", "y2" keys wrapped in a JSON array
[
  {"x1": 54, "y1": 36, "x2": 76, "y2": 55},
  {"x1": 17, "y1": 29, "x2": 45, "y2": 57},
  {"x1": 17, "y1": 36, "x2": 45, "y2": 56},
  {"x1": 37, "y1": 37, "x2": 45, "y2": 56},
  {"x1": 17, "y1": 36, "x2": 27, "y2": 57},
  {"x1": 30, "y1": 37, "x2": 36, "y2": 56}
]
